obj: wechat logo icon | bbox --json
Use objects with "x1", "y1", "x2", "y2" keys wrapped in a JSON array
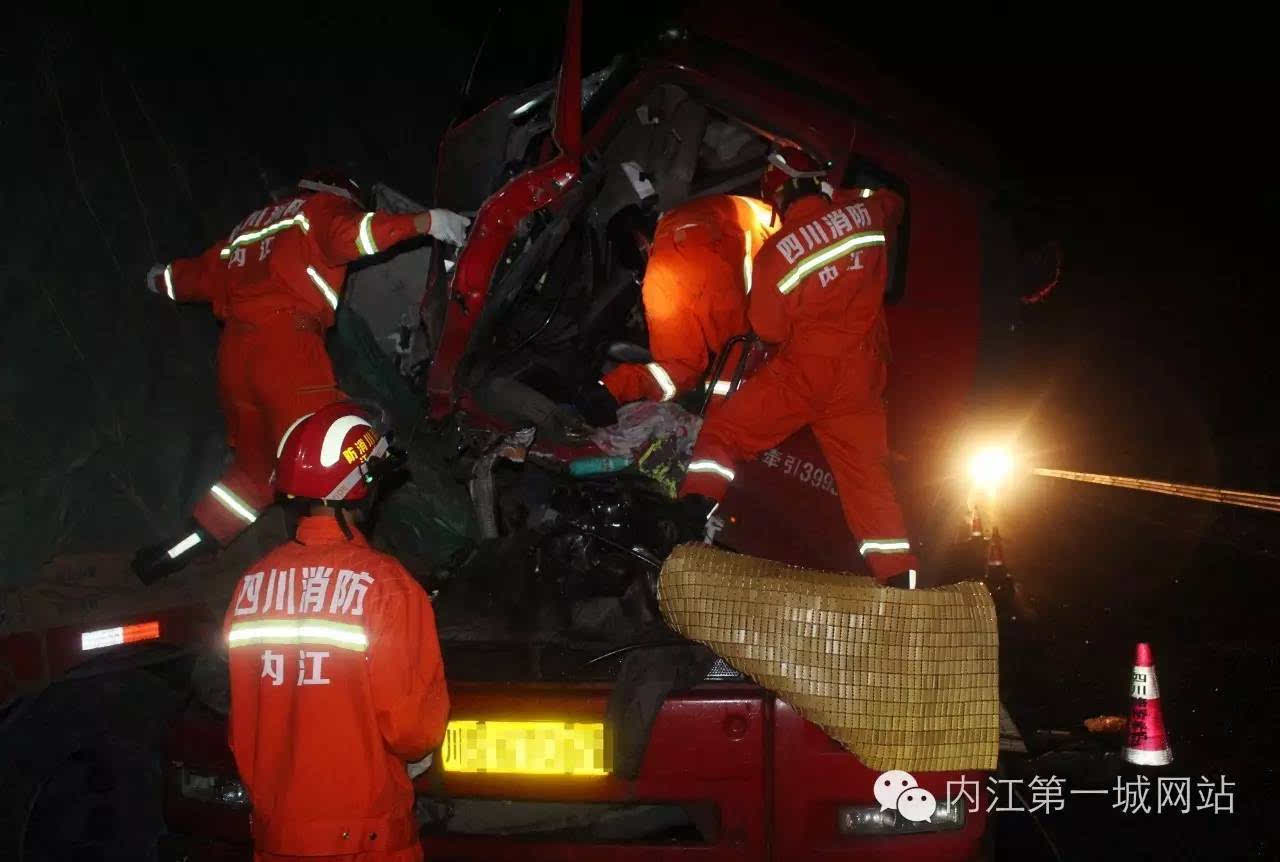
[{"x1": 874, "y1": 769, "x2": 938, "y2": 823}]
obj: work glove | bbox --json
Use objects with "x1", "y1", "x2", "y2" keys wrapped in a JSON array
[
  {"x1": 574, "y1": 380, "x2": 620, "y2": 428},
  {"x1": 427, "y1": 208, "x2": 471, "y2": 246},
  {"x1": 144, "y1": 263, "x2": 167, "y2": 296}
]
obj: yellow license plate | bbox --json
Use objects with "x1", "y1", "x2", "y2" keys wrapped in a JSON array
[{"x1": 441, "y1": 720, "x2": 609, "y2": 776}]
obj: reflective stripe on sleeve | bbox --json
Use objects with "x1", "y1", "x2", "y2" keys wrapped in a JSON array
[
  {"x1": 227, "y1": 618, "x2": 368, "y2": 652},
  {"x1": 742, "y1": 230, "x2": 754, "y2": 295},
  {"x1": 777, "y1": 230, "x2": 886, "y2": 295},
  {"x1": 710, "y1": 380, "x2": 733, "y2": 396},
  {"x1": 305, "y1": 266, "x2": 339, "y2": 310},
  {"x1": 646, "y1": 363, "x2": 677, "y2": 402},
  {"x1": 163, "y1": 264, "x2": 176, "y2": 300},
  {"x1": 859, "y1": 538, "x2": 912, "y2": 555},
  {"x1": 219, "y1": 213, "x2": 311, "y2": 260},
  {"x1": 687, "y1": 459, "x2": 736, "y2": 482},
  {"x1": 356, "y1": 212, "x2": 379, "y2": 256},
  {"x1": 209, "y1": 483, "x2": 258, "y2": 524}
]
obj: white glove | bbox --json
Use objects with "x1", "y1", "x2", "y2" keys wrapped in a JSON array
[
  {"x1": 145, "y1": 263, "x2": 167, "y2": 296},
  {"x1": 427, "y1": 209, "x2": 471, "y2": 246}
]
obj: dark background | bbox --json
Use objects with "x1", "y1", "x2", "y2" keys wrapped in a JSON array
[{"x1": 3, "y1": 2, "x2": 1277, "y2": 857}]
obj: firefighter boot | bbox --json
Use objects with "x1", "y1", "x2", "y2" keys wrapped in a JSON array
[{"x1": 132, "y1": 522, "x2": 215, "y2": 585}]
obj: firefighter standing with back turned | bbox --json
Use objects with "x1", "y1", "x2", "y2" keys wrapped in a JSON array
[
  {"x1": 679, "y1": 148, "x2": 921, "y2": 587},
  {"x1": 133, "y1": 173, "x2": 470, "y2": 584},
  {"x1": 224, "y1": 402, "x2": 448, "y2": 862},
  {"x1": 580, "y1": 194, "x2": 777, "y2": 419}
]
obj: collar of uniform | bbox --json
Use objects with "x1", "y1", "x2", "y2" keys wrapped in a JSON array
[
  {"x1": 295, "y1": 514, "x2": 369, "y2": 546},
  {"x1": 782, "y1": 194, "x2": 830, "y2": 224}
]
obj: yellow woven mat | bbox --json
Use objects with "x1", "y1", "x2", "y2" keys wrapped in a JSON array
[{"x1": 659, "y1": 544, "x2": 999, "y2": 772}]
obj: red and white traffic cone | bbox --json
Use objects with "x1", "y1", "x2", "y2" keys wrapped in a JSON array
[
  {"x1": 986, "y1": 527, "x2": 1005, "y2": 569},
  {"x1": 969, "y1": 506, "x2": 984, "y2": 538},
  {"x1": 1123, "y1": 642, "x2": 1173, "y2": 766}
]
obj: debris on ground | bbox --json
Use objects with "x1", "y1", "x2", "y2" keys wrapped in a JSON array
[{"x1": 1084, "y1": 714, "x2": 1128, "y2": 734}]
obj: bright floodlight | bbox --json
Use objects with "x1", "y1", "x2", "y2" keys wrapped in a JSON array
[{"x1": 969, "y1": 448, "x2": 1013, "y2": 490}]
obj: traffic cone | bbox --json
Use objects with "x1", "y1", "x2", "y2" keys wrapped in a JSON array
[
  {"x1": 986, "y1": 528, "x2": 1005, "y2": 568},
  {"x1": 1123, "y1": 643, "x2": 1173, "y2": 766},
  {"x1": 969, "y1": 506, "x2": 984, "y2": 538}
]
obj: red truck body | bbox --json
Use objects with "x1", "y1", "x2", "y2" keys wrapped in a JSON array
[{"x1": 1, "y1": 4, "x2": 1004, "y2": 861}]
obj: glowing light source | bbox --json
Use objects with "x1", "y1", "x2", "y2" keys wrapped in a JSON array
[{"x1": 969, "y1": 447, "x2": 1013, "y2": 491}]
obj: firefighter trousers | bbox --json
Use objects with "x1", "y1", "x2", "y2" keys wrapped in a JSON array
[
  {"x1": 680, "y1": 346, "x2": 919, "y2": 581},
  {"x1": 192, "y1": 317, "x2": 343, "y2": 544}
]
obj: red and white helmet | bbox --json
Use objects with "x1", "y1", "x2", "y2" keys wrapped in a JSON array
[
  {"x1": 297, "y1": 170, "x2": 364, "y2": 206},
  {"x1": 275, "y1": 403, "x2": 389, "y2": 502},
  {"x1": 760, "y1": 146, "x2": 829, "y2": 212}
]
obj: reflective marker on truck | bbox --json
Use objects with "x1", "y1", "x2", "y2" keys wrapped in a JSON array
[{"x1": 80, "y1": 620, "x2": 161, "y2": 651}]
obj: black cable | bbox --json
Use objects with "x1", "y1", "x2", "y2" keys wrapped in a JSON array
[
  {"x1": 461, "y1": 7, "x2": 502, "y2": 102},
  {"x1": 1011, "y1": 785, "x2": 1065, "y2": 862},
  {"x1": 582, "y1": 641, "x2": 690, "y2": 667},
  {"x1": 565, "y1": 525, "x2": 662, "y2": 569}
]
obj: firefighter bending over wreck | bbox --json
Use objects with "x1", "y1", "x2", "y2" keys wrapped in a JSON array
[
  {"x1": 679, "y1": 148, "x2": 921, "y2": 587},
  {"x1": 224, "y1": 402, "x2": 448, "y2": 862},
  {"x1": 577, "y1": 194, "x2": 777, "y2": 423},
  {"x1": 133, "y1": 172, "x2": 470, "y2": 583}
]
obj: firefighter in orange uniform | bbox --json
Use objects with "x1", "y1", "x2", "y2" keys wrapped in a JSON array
[
  {"x1": 133, "y1": 174, "x2": 470, "y2": 583},
  {"x1": 224, "y1": 402, "x2": 448, "y2": 862},
  {"x1": 594, "y1": 194, "x2": 777, "y2": 410},
  {"x1": 680, "y1": 148, "x2": 921, "y2": 586}
]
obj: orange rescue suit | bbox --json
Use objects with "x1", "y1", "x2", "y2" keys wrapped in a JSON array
[
  {"x1": 602, "y1": 195, "x2": 776, "y2": 403},
  {"x1": 164, "y1": 193, "x2": 421, "y2": 544},
  {"x1": 224, "y1": 515, "x2": 448, "y2": 862},
  {"x1": 682, "y1": 188, "x2": 920, "y2": 582}
]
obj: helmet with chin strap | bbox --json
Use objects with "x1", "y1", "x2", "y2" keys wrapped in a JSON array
[
  {"x1": 297, "y1": 170, "x2": 365, "y2": 207},
  {"x1": 760, "y1": 146, "x2": 830, "y2": 216},
  {"x1": 275, "y1": 402, "x2": 390, "y2": 503}
]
